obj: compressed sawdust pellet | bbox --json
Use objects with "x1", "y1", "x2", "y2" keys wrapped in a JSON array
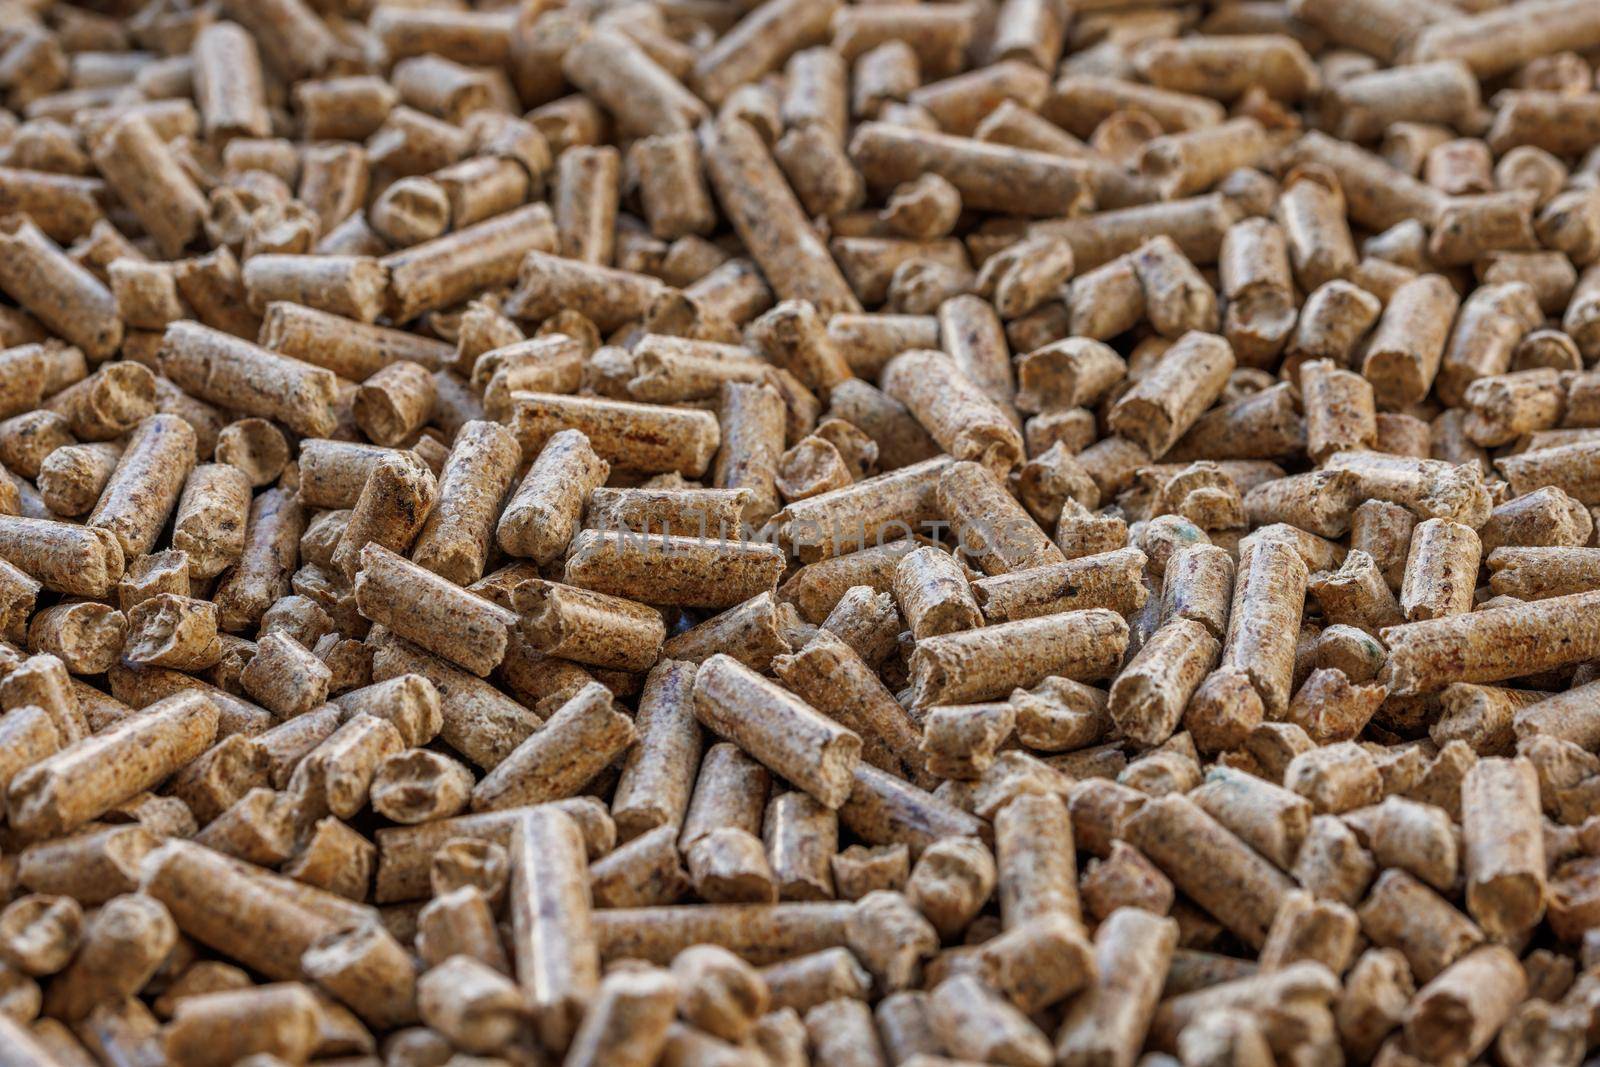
[{"x1": 0, "y1": 7, "x2": 1596, "y2": 1063}]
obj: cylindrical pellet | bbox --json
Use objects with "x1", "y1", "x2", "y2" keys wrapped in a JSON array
[
  {"x1": 90, "y1": 113, "x2": 206, "y2": 258},
  {"x1": 7, "y1": 690, "x2": 217, "y2": 840},
  {"x1": 331, "y1": 451, "x2": 438, "y2": 580},
  {"x1": 401, "y1": 420, "x2": 519, "y2": 584},
  {"x1": 497, "y1": 428, "x2": 608, "y2": 564},
  {"x1": 1461, "y1": 757, "x2": 1545, "y2": 943},
  {"x1": 1109, "y1": 619, "x2": 1221, "y2": 747},
  {"x1": 909, "y1": 608, "x2": 1128, "y2": 706},
  {"x1": 772, "y1": 629, "x2": 924, "y2": 781},
  {"x1": 1124, "y1": 794, "x2": 1293, "y2": 949},
  {"x1": 893, "y1": 546, "x2": 980, "y2": 640},
  {"x1": 354, "y1": 544, "x2": 513, "y2": 677},
  {"x1": 1382, "y1": 590, "x2": 1600, "y2": 695},
  {"x1": 508, "y1": 807, "x2": 600, "y2": 1052},
  {"x1": 693, "y1": 653, "x2": 862, "y2": 809},
  {"x1": 564, "y1": 530, "x2": 785, "y2": 610},
  {"x1": 1107, "y1": 332, "x2": 1235, "y2": 458},
  {"x1": 517, "y1": 580, "x2": 666, "y2": 673},
  {"x1": 702, "y1": 116, "x2": 860, "y2": 315},
  {"x1": 881, "y1": 349, "x2": 1024, "y2": 474},
  {"x1": 972, "y1": 546, "x2": 1148, "y2": 624},
  {"x1": 171, "y1": 463, "x2": 252, "y2": 580},
  {"x1": 381, "y1": 202, "x2": 557, "y2": 323},
  {"x1": 1055, "y1": 908, "x2": 1179, "y2": 1067},
  {"x1": 1399, "y1": 519, "x2": 1481, "y2": 622},
  {"x1": 162, "y1": 321, "x2": 339, "y2": 438},
  {"x1": 510, "y1": 392, "x2": 720, "y2": 478},
  {"x1": 765, "y1": 791, "x2": 838, "y2": 903},
  {"x1": 472, "y1": 682, "x2": 636, "y2": 812}
]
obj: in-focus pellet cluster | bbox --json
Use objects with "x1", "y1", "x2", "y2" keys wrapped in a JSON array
[{"x1": 5, "y1": 0, "x2": 1600, "y2": 1065}]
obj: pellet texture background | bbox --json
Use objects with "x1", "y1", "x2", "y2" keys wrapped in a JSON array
[{"x1": 5, "y1": 1, "x2": 1600, "y2": 1065}]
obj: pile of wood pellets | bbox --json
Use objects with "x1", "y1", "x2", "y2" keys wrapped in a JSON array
[{"x1": 8, "y1": 0, "x2": 1600, "y2": 1064}]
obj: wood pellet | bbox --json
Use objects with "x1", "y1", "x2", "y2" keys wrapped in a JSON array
[{"x1": 6, "y1": 1, "x2": 1600, "y2": 1064}]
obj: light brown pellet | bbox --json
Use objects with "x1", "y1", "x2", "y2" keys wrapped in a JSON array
[
  {"x1": 1108, "y1": 333, "x2": 1235, "y2": 459},
  {"x1": 764, "y1": 790, "x2": 839, "y2": 903},
  {"x1": 162, "y1": 321, "x2": 339, "y2": 438},
  {"x1": 90, "y1": 113, "x2": 205, "y2": 258},
  {"x1": 8, "y1": 689, "x2": 216, "y2": 840},
  {"x1": 1460, "y1": 757, "x2": 1546, "y2": 943},
  {"x1": 882, "y1": 349, "x2": 1024, "y2": 475},
  {"x1": 774, "y1": 629, "x2": 924, "y2": 782},
  {"x1": 988, "y1": 790, "x2": 1077, "y2": 930},
  {"x1": 0, "y1": 8, "x2": 1594, "y2": 1060},
  {"x1": 893, "y1": 545, "x2": 980, "y2": 640},
  {"x1": 1124, "y1": 794, "x2": 1292, "y2": 949},
  {"x1": 170, "y1": 463, "x2": 251, "y2": 580},
  {"x1": 563, "y1": 528, "x2": 785, "y2": 610},
  {"x1": 511, "y1": 390, "x2": 719, "y2": 479},
  {"x1": 703, "y1": 116, "x2": 859, "y2": 315},
  {"x1": 679, "y1": 744, "x2": 776, "y2": 905},
  {"x1": 940, "y1": 459, "x2": 1064, "y2": 575},
  {"x1": 1110, "y1": 619, "x2": 1221, "y2": 748},
  {"x1": 81, "y1": 414, "x2": 192, "y2": 559},
  {"x1": 415, "y1": 954, "x2": 523, "y2": 1055},
  {"x1": 1300, "y1": 359, "x2": 1377, "y2": 463},
  {"x1": 851, "y1": 121, "x2": 1093, "y2": 220},
  {"x1": 935, "y1": 298, "x2": 1015, "y2": 422},
  {"x1": 331, "y1": 451, "x2": 438, "y2": 581},
  {"x1": 564, "y1": 967, "x2": 679, "y2": 1067},
  {"x1": 509, "y1": 806, "x2": 599, "y2": 1052},
  {"x1": 1383, "y1": 590, "x2": 1600, "y2": 696},
  {"x1": 259, "y1": 302, "x2": 450, "y2": 383},
  {"x1": 1360, "y1": 274, "x2": 1463, "y2": 409},
  {"x1": 35, "y1": 441, "x2": 119, "y2": 517},
  {"x1": 1130, "y1": 236, "x2": 1219, "y2": 340},
  {"x1": 1399, "y1": 519, "x2": 1481, "y2": 622},
  {"x1": 1056, "y1": 907, "x2": 1178, "y2": 1067},
  {"x1": 472, "y1": 682, "x2": 635, "y2": 813},
  {"x1": 921, "y1": 703, "x2": 1004, "y2": 780},
  {"x1": 910, "y1": 608, "x2": 1127, "y2": 707},
  {"x1": 354, "y1": 544, "x2": 513, "y2": 677},
  {"x1": 694, "y1": 653, "x2": 861, "y2": 809},
  {"x1": 43, "y1": 892, "x2": 176, "y2": 1023},
  {"x1": 1403, "y1": 945, "x2": 1527, "y2": 1063},
  {"x1": 973, "y1": 546, "x2": 1148, "y2": 624},
  {"x1": 163, "y1": 983, "x2": 321, "y2": 1067},
  {"x1": 518, "y1": 580, "x2": 664, "y2": 673}
]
